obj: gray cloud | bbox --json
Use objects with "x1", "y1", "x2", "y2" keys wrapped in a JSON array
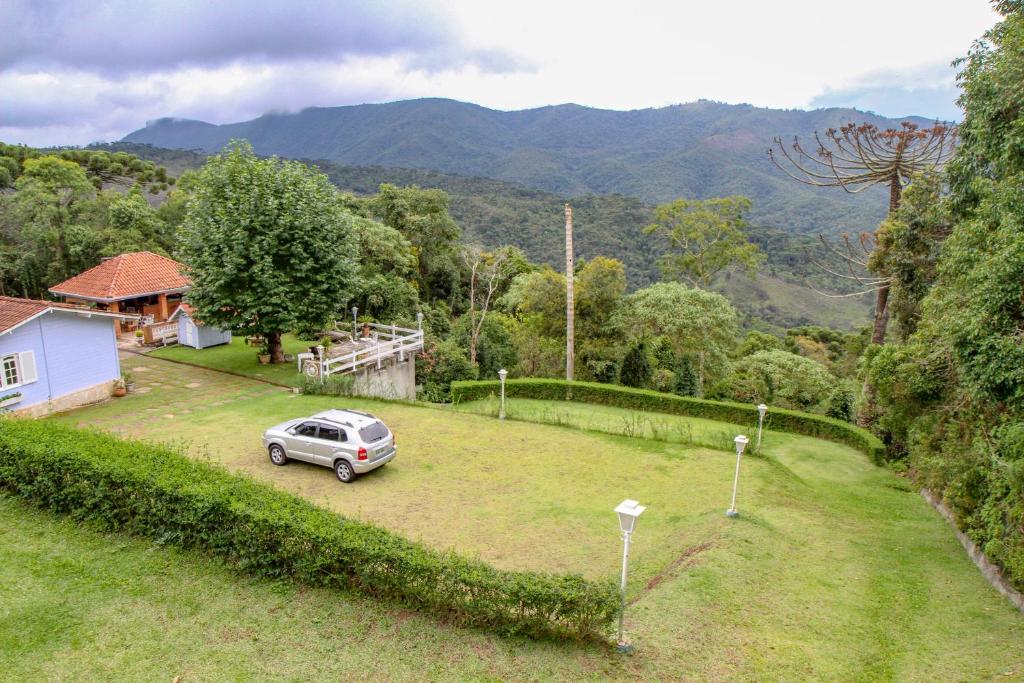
[
  {"x1": 0, "y1": 0, "x2": 521, "y2": 76},
  {"x1": 810, "y1": 62, "x2": 962, "y2": 121}
]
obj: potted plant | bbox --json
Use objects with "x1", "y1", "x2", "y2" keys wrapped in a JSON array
[
  {"x1": 122, "y1": 370, "x2": 136, "y2": 393},
  {"x1": 112, "y1": 379, "x2": 127, "y2": 398},
  {"x1": 0, "y1": 392, "x2": 23, "y2": 409},
  {"x1": 257, "y1": 340, "x2": 271, "y2": 365},
  {"x1": 135, "y1": 329, "x2": 145, "y2": 345}
]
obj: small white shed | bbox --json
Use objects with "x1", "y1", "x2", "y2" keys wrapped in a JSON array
[{"x1": 169, "y1": 304, "x2": 231, "y2": 350}]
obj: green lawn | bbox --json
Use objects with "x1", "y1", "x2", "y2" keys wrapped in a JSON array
[
  {"x1": 37, "y1": 356, "x2": 1024, "y2": 680},
  {"x1": 148, "y1": 334, "x2": 310, "y2": 386}
]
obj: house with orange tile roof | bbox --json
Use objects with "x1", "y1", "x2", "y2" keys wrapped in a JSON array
[
  {"x1": 0, "y1": 296, "x2": 137, "y2": 417},
  {"x1": 48, "y1": 251, "x2": 191, "y2": 335}
]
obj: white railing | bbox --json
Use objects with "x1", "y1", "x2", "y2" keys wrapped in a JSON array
[{"x1": 310, "y1": 322, "x2": 424, "y2": 377}]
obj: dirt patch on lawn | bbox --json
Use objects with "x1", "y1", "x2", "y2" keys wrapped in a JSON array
[{"x1": 635, "y1": 540, "x2": 714, "y2": 601}]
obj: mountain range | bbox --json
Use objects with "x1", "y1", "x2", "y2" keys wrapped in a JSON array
[{"x1": 123, "y1": 98, "x2": 932, "y2": 237}]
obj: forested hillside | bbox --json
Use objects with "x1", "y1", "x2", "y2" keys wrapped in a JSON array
[
  {"x1": 95, "y1": 142, "x2": 871, "y2": 330},
  {"x1": 122, "y1": 98, "x2": 936, "y2": 236}
]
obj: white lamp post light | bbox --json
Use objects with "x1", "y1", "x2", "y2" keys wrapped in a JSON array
[
  {"x1": 614, "y1": 498, "x2": 646, "y2": 653},
  {"x1": 351, "y1": 306, "x2": 358, "y2": 338},
  {"x1": 726, "y1": 435, "x2": 749, "y2": 518},
  {"x1": 416, "y1": 311, "x2": 424, "y2": 331},
  {"x1": 756, "y1": 403, "x2": 768, "y2": 452},
  {"x1": 498, "y1": 368, "x2": 508, "y2": 419}
]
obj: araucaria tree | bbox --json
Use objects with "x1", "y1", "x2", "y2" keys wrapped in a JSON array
[
  {"x1": 768, "y1": 121, "x2": 957, "y2": 344},
  {"x1": 178, "y1": 142, "x2": 360, "y2": 363}
]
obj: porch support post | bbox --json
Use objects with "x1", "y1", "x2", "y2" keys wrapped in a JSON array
[
  {"x1": 158, "y1": 293, "x2": 169, "y2": 321},
  {"x1": 109, "y1": 301, "x2": 122, "y2": 336}
]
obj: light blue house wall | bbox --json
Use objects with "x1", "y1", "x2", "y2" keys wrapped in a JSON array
[
  {"x1": 0, "y1": 311, "x2": 121, "y2": 414},
  {"x1": 177, "y1": 312, "x2": 231, "y2": 350}
]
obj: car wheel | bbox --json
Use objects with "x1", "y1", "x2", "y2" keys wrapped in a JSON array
[
  {"x1": 334, "y1": 459, "x2": 355, "y2": 483},
  {"x1": 268, "y1": 444, "x2": 288, "y2": 466}
]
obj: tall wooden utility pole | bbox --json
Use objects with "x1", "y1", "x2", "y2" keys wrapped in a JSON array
[{"x1": 565, "y1": 203, "x2": 575, "y2": 382}]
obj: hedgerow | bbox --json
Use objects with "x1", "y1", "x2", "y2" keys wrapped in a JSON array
[
  {"x1": 0, "y1": 419, "x2": 618, "y2": 639},
  {"x1": 452, "y1": 379, "x2": 886, "y2": 464}
]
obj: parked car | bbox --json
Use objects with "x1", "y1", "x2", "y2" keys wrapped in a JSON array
[{"x1": 262, "y1": 408, "x2": 396, "y2": 482}]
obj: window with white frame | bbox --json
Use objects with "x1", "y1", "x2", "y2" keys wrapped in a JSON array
[
  {"x1": 0, "y1": 351, "x2": 36, "y2": 390},
  {"x1": 1, "y1": 354, "x2": 19, "y2": 388}
]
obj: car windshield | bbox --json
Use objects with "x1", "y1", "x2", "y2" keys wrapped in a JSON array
[{"x1": 358, "y1": 421, "x2": 388, "y2": 443}]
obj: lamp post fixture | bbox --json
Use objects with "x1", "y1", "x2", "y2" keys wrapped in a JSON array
[
  {"x1": 498, "y1": 368, "x2": 508, "y2": 419},
  {"x1": 726, "y1": 435, "x2": 749, "y2": 518},
  {"x1": 756, "y1": 403, "x2": 768, "y2": 453},
  {"x1": 614, "y1": 498, "x2": 646, "y2": 653},
  {"x1": 351, "y1": 306, "x2": 358, "y2": 338},
  {"x1": 416, "y1": 311, "x2": 424, "y2": 332}
]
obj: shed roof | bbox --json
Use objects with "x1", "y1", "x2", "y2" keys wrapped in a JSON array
[
  {"x1": 168, "y1": 303, "x2": 195, "y2": 320},
  {"x1": 48, "y1": 251, "x2": 191, "y2": 302},
  {"x1": 0, "y1": 296, "x2": 138, "y2": 336}
]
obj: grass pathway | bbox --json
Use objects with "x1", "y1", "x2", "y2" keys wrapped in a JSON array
[{"x1": 32, "y1": 362, "x2": 1024, "y2": 680}]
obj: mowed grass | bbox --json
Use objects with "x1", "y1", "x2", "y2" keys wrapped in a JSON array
[
  {"x1": 148, "y1": 334, "x2": 310, "y2": 386},
  {"x1": 38, "y1": 356, "x2": 1024, "y2": 680},
  {"x1": 0, "y1": 495, "x2": 620, "y2": 681}
]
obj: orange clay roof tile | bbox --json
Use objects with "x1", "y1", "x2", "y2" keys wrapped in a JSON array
[{"x1": 48, "y1": 251, "x2": 191, "y2": 301}]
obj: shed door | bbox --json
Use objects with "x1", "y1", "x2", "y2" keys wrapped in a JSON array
[{"x1": 185, "y1": 321, "x2": 196, "y2": 347}]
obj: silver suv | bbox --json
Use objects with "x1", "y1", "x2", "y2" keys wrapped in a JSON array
[{"x1": 262, "y1": 409, "x2": 396, "y2": 483}]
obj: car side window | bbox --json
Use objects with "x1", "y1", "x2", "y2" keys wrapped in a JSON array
[
  {"x1": 295, "y1": 422, "x2": 319, "y2": 438},
  {"x1": 318, "y1": 424, "x2": 342, "y2": 442}
]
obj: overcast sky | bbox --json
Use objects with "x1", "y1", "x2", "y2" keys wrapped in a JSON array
[{"x1": 0, "y1": 0, "x2": 999, "y2": 147}]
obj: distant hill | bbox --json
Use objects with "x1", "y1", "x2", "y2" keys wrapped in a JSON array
[
  {"x1": 97, "y1": 142, "x2": 871, "y2": 331},
  {"x1": 123, "y1": 98, "x2": 935, "y2": 237}
]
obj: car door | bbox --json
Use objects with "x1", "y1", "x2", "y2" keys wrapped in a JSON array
[
  {"x1": 285, "y1": 421, "x2": 320, "y2": 463},
  {"x1": 307, "y1": 422, "x2": 347, "y2": 466}
]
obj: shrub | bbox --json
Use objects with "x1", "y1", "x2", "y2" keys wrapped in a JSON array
[
  {"x1": 717, "y1": 350, "x2": 834, "y2": 412},
  {"x1": 674, "y1": 356, "x2": 699, "y2": 397},
  {"x1": 417, "y1": 339, "x2": 477, "y2": 402},
  {"x1": 300, "y1": 373, "x2": 355, "y2": 397},
  {"x1": 451, "y1": 379, "x2": 886, "y2": 463},
  {"x1": 619, "y1": 339, "x2": 653, "y2": 388},
  {"x1": 825, "y1": 384, "x2": 856, "y2": 422},
  {"x1": 0, "y1": 419, "x2": 618, "y2": 639}
]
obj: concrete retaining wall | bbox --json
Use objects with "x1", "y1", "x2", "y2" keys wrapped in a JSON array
[
  {"x1": 921, "y1": 488, "x2": 1024, "y2": 613},
  {"x1": 351, "y1": 356, "x2": 416, "y2": 400}
]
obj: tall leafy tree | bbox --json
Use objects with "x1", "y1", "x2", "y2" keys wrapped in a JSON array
[
  {"x1": 2, "y1": 156, "x2": 98, "y2": 295},
  {"x1": 349, "y1": 215, "x2": 419, "y2": 322},
  {"x1": 370, "y1": 184, "x2": 462, "y2": 304},
  {"x1": 178, "y1": 142, "x2": 360, "y2": 362},
  {"x1": 644, "y1": 196, "x2": 763, "y2": 288},
  {"x1": 463, "y1": 245, "x2": 527, "y2": 366},
  {"x1": 611, "y1": 282, "x2": 738, "y2": 395}
]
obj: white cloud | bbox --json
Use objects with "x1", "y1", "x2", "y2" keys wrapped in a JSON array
[{"x1": 0, "y1": 0, "x2": 1000, "y2": 145}]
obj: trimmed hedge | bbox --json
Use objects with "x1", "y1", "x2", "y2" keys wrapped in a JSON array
[
  {"x1": 452, "y1": 379, "x2": 886, "y2": 464},
  {"x1": 0, "y1": 419, "x2": 617, "y2": 639}
]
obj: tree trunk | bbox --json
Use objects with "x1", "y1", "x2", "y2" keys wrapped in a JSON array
[
  {"x1": 696, "y1": 350, "x2": 705, "y2": 398},
  {"x1": 565, "y1": 203, "x2": 575, "y2": 383},
  {"x1": 868, "y1": 177, "x2": 903, "y2": 346},
  {"x1": 469, "y1": 263, "x2": 478, "y2": 365},
  {"x1": 267, "y1": 331, "x2": 285, "y2": 363},
  {"x1": 859, "y1": 176, "x2": 904, "y2": 426}
]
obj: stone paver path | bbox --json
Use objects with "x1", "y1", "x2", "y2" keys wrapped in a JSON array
[{"x1": 73, "y1": 354, "x2": 287, "y2": 436}]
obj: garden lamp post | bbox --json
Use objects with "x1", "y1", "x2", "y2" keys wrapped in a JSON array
[
  {"x1": 726, "y1": 435, "x2": 749, "y2": 517},
  {"x1": 614, "y1": 498, "x2": 646, "y2": 653},
  {"x1": 498, "y1": 368, "x2": 508, "y2": 419},
  {"x1": 351, "y1": 306, "x2": 358, "y2": 338},
  {"x1": 756, "y1": 403, "x2": 768, "y2": 452},
  {"x1": 416, "y1": 311, "x2": 424, "y2": 332}
]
